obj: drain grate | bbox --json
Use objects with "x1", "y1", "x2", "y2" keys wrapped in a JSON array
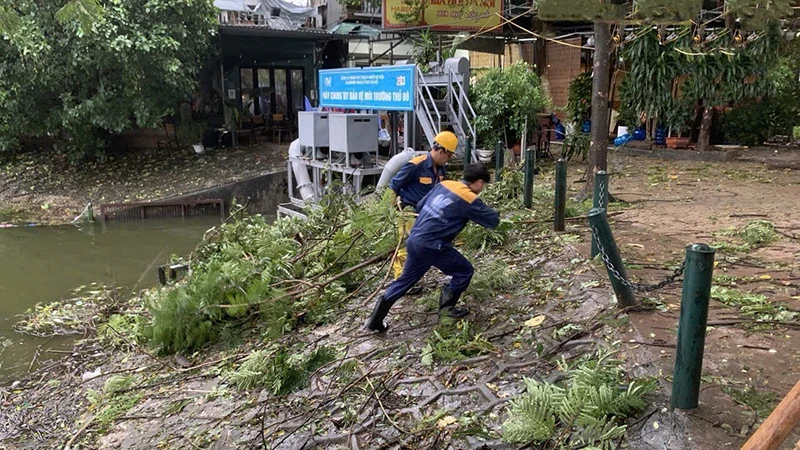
[{"x1": 99, "y1": 199, "x2": 225, "y2": 221}]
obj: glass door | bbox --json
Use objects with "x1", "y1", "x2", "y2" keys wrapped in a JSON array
[
  {"x1": 290, "y1": 69, "x2": 304, "y2": 115},
  {"x1": 256, "y1": 68, "x2": 271, "y2": 116},
  {"x1": 239, "y1": 68, "x2": 255, "y2": 115},
  {"x1": 274, "y1": 69, "x2": 288, "y2": 117}
]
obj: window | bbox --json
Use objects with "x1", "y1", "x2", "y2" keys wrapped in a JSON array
[{"x1": 270, "y1": 8, "x2": 281, "y2": 17}]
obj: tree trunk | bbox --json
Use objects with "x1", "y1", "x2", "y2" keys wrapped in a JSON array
[
  {"x1": 579, "y1": 21, "x2": 612, "y2": 200},
  {"x1": 697, "y1": 106, "x2": 713, "y2": 152}
]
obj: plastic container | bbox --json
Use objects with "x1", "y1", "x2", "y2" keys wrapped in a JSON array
[
  {"x1": 555, "y1": 123, "x2": 566, "y2": 140},
  {"x1": 654, "y1": 126, "x2": 667, "y2": 145},
  {"x1": 581, "y1": 120, "x2": 592, "y2": 133},
  {"x1": 632, "y1": 127, "x2": 646, "y2": 141},
  {"x1": 614, "y1": 134, "x2": 632, "y2": 147}
]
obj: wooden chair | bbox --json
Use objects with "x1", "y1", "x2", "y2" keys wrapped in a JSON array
[
  {"x1": 236, "y1": 116, "x2": 255, "y2": 146},
  {"x1": 157, "y1": 122, "x2": 180, "y2": 151},
  {"x1": 535, "y1": 116, "x2": 555, "y2": 160},
  {"x1": 251, "y1": 115, "x2": 267, "y2": 137},
  {"x1": 271, "y1": 113, "x2": 289, "y2": 144}
]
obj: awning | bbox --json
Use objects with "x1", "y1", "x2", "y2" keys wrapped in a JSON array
[{"x1": 330, "y1": 23, "x2": 382, "y2": 38}]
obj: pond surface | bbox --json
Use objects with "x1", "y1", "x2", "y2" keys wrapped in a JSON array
[{"x1": 0, "y1": 218, "x2": 222, "y2": 383}]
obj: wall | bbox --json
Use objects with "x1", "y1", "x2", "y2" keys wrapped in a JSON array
[
  {"x1": 167, "y1": 170, "x2": 289, "y2": 216},
  {"x1": 543, "y1": 37, "x2": 581, "y2": 109},
  {"x1": 220, "y1": 34, "x2": 318, "y2": 106}
]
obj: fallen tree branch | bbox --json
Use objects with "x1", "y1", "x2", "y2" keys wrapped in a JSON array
[
  {"x1": 216, "y1": 253, "x2": 390, "y2": 310},
  {"x1": 707, "y1": 319, "x2": 800, "y2": 329}
]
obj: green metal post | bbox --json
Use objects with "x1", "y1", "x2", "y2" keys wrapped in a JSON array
[
  {"x1": 586, "y1": 207, "x2": 636, "y2": 308},
  {"x1": 523, "y1": 148, "x2": 535, "y2": 208},
  {"x1": 671, "y1": 243, "x2": 716, "y2": 410},
  {"x1": 494, "y1": 140, "x2": 504, "y2": 182},
  {"x1": 591, "y1": 170, "x2": 609, "y2": 258},
  {"x1": 464, "y1": 136, "x2": 472, "y2": 166},
  {"x1": 554, "y1": 158, "x2": 567, "y2": 231}
]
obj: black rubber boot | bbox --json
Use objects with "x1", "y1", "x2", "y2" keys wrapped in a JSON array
[
  {"x1": 365, "y1": 296, "x2": 393, "y2": 333},
  {"x1": 406, "y1": 284, "x2": 424, "y2": 296},
  {"x1": 438, "y1": 287, "x2": 469, "y2": 319}
]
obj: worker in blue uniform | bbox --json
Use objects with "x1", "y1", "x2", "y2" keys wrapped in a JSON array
[
  {"x1": 367, "y1": 163, "x2": 500, "y2": 333},
  {"x1": 388, "y1": 131, "x2": 458, "y2": 292},
  {"x1": 390, "y1": 131, "x2": 457, "y2": 209}
]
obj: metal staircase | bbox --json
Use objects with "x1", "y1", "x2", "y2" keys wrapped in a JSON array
[{"x1": 414, "y1": 60, "x2": 477, "y2": 162}]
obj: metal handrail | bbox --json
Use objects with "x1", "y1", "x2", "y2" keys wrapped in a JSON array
[
  {"x1": 416, "y1": 66, "x2": 442, "y2": 135},
  {"x1": 448, "y1": 69, "x2": 477, "y2": 141}
]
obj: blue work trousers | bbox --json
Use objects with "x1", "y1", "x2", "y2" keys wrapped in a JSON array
[{"x1": 382, "y1": 237, "x2": 474, "y2": 305}]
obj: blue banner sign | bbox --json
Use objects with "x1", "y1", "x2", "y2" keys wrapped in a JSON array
[{"x1": 319, "y1": 65, "x2": 415, "y2": 111}]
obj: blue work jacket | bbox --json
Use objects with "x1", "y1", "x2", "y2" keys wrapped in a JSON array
[
  {"x1": 408, "y1": 180, "x2": 500, "y2": 250},
  {"x1": 389, "y1": 152, "x2": 446, "y2": 208}
]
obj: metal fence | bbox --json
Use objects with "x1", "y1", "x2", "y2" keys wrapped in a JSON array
[{"x1": 99, "y1": 199, "x2": 225, "y2": 222}]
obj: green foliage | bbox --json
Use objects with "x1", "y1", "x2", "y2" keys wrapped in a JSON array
[
  {"x1": 143, "y1": 193, "x2": 399, "y2": 354},
  {"x1": 465, "y1": 258, "x2": 517, "y2": 301},
  {"x1": 421, "y1": 319, "x2": 494, "y2": 367},
  {"x1": 566, "y1": 72, "x2": 592, "y2": 125},
  {"x1": 726, "y1": 0, "x2": 794, "y2": 30},
  {"x1": 98, "y1": 313, "x2": 145, "y2": 350},
  {"x1": 460, "y1": 219, "x2": 512, "y2": 251},
  {"x1": 0, "y1": 0, "x2": 218, "y2": 160},
  {"x1": 54, "y1": 0, "x2": 102, "y2": 31},
  {"x1": 472, "y1": 62, "x2": 550, "y2": 147},
  {"x1": 562, "y1": 131, "x2": 590, "y2": 162},
  {"x1": 15, "y1": 285, "x2": 117, "y2": 337},
  {"x1": 721, "y1": 384, "x2": 779, "y2": 418},
  {"x1": 681, "y1": 28, "x2": 780, "y2": 108},
  {"x1": 619, "y1": 26, "x2": 784, "y2": 141},
  {"x1": 715, "y1": 220, "x2": 778, "y2": 252},
  {"x1": 721, "y1": 50, "x2": 800, "y2": 145},
  {"x1": 710, "y1": 286, "x2": 797, "y2": 322},
  {"x1": 411, "y1": 29, "x2": 456, "y2": 73},
  {"x1": 738, "y1": 220, "x2": 778, "y2": 248},
  {"x1": 230, "y1": 345, "x2": 337, "y2": 395},
  {"x1": 634, "y1": 0, "x2": 701, "y2": 22},
  {"x1": 616, "y1": 78, "x2": 641, "y2": 128},
  {"x1": 620, "y1": 29, "x2": 686, "y2": 129},
  {"x1": 663, "y1": 97, "x2": 694, "y2": 137},
  {"x1": 502, "y1": 349, "x2": 656, "y2": 447},
  {"x1": 478, "y1": 169, "x2": 525, "y2": 212},
  {"x1": 86, "y1": 375, "x2": 141, "y2": 430}
]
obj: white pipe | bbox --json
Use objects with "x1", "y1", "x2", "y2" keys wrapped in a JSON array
[
  {"x1": 377, "y1": 147, "x2": 416, "y2": 188},
  {"x1": 288, "y1": 139, "x2": 315, "y2": 202}
]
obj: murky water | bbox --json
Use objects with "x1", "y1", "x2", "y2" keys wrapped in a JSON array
[{"x1": 0, "y1": 218, "x2": 223, "y2": 383}]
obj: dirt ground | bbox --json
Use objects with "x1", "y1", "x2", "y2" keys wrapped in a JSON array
[
  {"x1": 568, "y1": 146, "x2": 800, "y2": 449},
  {"x1": 0, "y1": 141, "x2": 288, "y2": 225},
  {"x1": 1, "y1": 143, "x2": 799, "y2": 449}
]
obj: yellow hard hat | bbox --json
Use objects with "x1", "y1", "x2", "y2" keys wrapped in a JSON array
[{"x1": 434, "y1": 131, "x2": 458, "y2": 153}]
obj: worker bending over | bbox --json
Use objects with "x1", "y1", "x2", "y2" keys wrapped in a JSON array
[
  {"x1": 367, "y1": 163, "x2": 500, "y2": 333},
  {"x1": 388, "y1": 131, "x2": 458, "y2": 291}
]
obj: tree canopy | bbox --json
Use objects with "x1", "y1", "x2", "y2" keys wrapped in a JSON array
[{"x1": 0, "y1": 0, "x2": 218, "y2": 161}]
